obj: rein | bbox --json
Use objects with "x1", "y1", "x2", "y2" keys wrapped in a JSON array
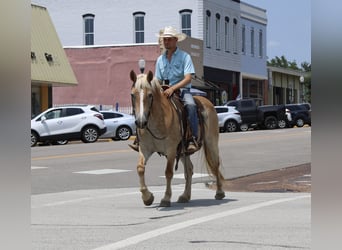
[{"x1": 146, "y1": 125, "x2": 167, "y2": 140}]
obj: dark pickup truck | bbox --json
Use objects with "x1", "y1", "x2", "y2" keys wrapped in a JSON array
[{"x1": 225, "y1": 99, "x2": 287, "y2": 131}]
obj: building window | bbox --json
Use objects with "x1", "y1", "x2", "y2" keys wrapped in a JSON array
[
  {"x1": 259, "y1": 29, "x2": 263, "y2": 57},
  {"x1": 250, "y1": 27, "x2": 255, "y2": 56},
  {"x1": 215, "y1": 13, "x2": 221, "y2": 50},
  {"x1": 83, "y1": 14, "x2": 95, "y2": 45},
  {"x1": 179, "y1": 9, "x2": 192, "y2": 37},
  {"x1": 241, "y1": 24, "x2": 246, "y2": 54},
  {"x1": 233, "y1": 18, "x2": 238, "y2": 54},
  {"x1": 224, "y1": 16, "x2": 230, "y2": 52},
  {"x1": 205, "y1": 10, "x2": 211, "y2": 48},
  {"x1": 133, "y1": 12, "x2": 145, "y2": 43}
]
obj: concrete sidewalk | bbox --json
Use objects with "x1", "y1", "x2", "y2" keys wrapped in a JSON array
[{"x1": 32, "y1": 184, "x2": 311, "y2": 250}]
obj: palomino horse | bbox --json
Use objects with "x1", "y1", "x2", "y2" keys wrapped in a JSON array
[{"x1": 130, "y1": 70, "x2": 225, "y2": 207}]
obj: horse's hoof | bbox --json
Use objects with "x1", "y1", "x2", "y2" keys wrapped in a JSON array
[
  {"x1": 143, "y1": 194, "x2": 154, "y2": 206},
  {"x1": 159, "y1": 199, "x2": 171, "y2": 207},
  {"x1": 177, "y1": 195, "x2": 190, "y2": 203},
  {"x1": 215, "y1": 191, "x2": 225, "y2": 200}
]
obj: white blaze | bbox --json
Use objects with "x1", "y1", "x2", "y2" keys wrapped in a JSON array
[{"x1": 139, "y1": 89, "x2": 144, "y2": 119}]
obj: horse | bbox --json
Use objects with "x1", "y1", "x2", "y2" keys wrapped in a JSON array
[{"x1": 130, "y1": 70, "x2": 225, "y2": 207}]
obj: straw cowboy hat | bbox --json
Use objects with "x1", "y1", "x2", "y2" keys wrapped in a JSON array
[{"x1": 158, "y1": 26, "x2": 187, "y2": 41}]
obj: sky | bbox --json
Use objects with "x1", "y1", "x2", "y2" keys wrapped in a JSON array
[{"x1": 243, "y1": 0, "x2": 311, "y2": 65}]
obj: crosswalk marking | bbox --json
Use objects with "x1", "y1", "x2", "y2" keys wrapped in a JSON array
[
  {"x1": 74, "y1": 169, "x2": 131, "y2": 175},
  {"x1": 160, "y1": 173, "x2": 209, "y2": 179}
]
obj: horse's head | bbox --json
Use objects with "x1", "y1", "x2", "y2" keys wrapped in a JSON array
[{"x1": 130, "y1": 70, "x2": 158, "y2": 129}]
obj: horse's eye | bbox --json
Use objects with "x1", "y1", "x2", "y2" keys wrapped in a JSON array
[{"x1": 148, "y1": 93, "x2": 153, "y2": 99}]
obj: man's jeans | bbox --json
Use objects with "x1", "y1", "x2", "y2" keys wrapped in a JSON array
[{"x1": 180, "y1": 88, "x2": 198, "y2": 138}]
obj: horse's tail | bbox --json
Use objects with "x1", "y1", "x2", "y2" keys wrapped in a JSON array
[{"x1": 197, "y1": 97, "x2": 225, "y2": 182}]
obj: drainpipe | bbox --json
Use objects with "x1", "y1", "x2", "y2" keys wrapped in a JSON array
[{"x1": 239, "y1": 72, "x2": 243, "y2": 99}]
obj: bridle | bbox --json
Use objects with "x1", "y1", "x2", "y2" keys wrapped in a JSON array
[{"x1": 131, "y1": 86, "x2": 167, "y2": 140}]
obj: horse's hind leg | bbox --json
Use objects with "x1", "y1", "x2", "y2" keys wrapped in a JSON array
[
  {"x1": 202, "y1": 118, "x2": 225, "y2": 200},
  {"x1": 137, "y1": 155, "x2": 154, "y2": 206},
  {"x1": 177, "y1": 156, "x2": 193, "y2": 203},
  {"x1": 207, "y1": 149, "x2": 225, "y2": 200}
]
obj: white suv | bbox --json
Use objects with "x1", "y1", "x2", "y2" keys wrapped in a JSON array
[
  {"x1": 31, "y1": 105, "x2": 106, "y2": 147},
  {"x1": 215, "y1": 106, "x2": 242, "y2": 132}
]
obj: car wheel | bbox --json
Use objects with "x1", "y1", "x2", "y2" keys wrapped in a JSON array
[
  {"x1": 81, "y1": 126, "x2": 99, "y2": 143},
  {"x1": 296, "y1": 118, "x2": 305, "y2": 127},
  {"x1": 31, "y1": 131, "x2": 38, "y2": 147},
  {"x1": 239, "y1": 123, "x2": 249, "y2": 132},
  {"x1": 116, "y1": 126, "x2": 132, "y2": 140},
  {"x1": 52, "y1": 140, "x2": 68, "y2": 145},
  {"x1": 278, "y1": 119, "x2": 287, "y2": 129},
  {"x1": 224, "y1": 120, "x2": 238, "y2": 132},
  {"x1": 264, "y1": 116, "x2": 277, "y2": 129}
]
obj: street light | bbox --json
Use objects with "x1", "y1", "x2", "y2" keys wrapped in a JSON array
[
  {"x1": 299, "y1": 76, "x2": 305, "y2": 102},
  {"x1": 138, "y1": 58, "x2": 145, "y2": 73}
]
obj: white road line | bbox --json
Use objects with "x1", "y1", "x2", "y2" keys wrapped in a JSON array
[
  {"x1": 74, "y1": 169, "x2": 131, "y2": 175},
  {"x1": 92, "y1": 195, "x2": 310, "y2": 250},
  {"x1": 251, "y1": 181, "x2": 279, "y2": 185},
  {"x1": 31, "y1": 186, "x2": 196, "y2": 208},
  {"x1": 31, "y1": 166, "x2": 48, "y2": 170}
]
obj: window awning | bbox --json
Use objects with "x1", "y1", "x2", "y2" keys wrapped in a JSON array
[{"x1": 191, "y1": 76, "x2": 220, "y2": 90}]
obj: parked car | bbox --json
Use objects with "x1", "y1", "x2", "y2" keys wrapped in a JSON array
[
  {"x1": 285, "y1": 104, "x2": 311, "y2": 127},
  {"x1": 31, "y1": 105, "x2": 106, "y2": 147},
  {"x1": 214, "y1": 106, "x2": 242, "y2": 132},
  {"x1": 99, "y1": 110, "x2": 136, "y2": 141}
]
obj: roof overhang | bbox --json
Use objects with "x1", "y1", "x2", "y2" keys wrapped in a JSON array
[{"x1": 31, "y1": 4, "x2": 78, "y2": 86}]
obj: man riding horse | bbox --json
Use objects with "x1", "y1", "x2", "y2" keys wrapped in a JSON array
[{"x1": 130, "y1": 26, "x2": 199, "y2": 153}]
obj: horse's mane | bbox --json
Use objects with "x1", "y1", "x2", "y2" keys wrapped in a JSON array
[{"x1": 134, "y1": 73, "x2": 162, "y2": 95}]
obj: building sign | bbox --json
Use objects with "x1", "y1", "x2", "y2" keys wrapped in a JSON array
[{"x1": 221, "y1": 90, "x2": 228, "y2": 104}]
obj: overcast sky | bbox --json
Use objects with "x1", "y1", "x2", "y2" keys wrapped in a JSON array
[{"x1": 243, "y1": 0, "x2": 311, "y2": 65}]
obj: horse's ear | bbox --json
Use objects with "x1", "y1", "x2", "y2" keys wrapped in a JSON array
[
  {"x1": 130, "y1": 70, "x2": 137, "y2": 83},
  {"x1": 147, "y1": 70, "x2": 154, "y2": 83}
]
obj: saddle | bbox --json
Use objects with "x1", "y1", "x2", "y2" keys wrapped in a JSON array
[{"x1": 162, "y1": 86, "x2": 205, "y2": 170}]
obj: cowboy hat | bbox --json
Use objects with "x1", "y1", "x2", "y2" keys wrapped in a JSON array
[{"x1": 158, "y1": 26, "x2": 187, "y2": 41}]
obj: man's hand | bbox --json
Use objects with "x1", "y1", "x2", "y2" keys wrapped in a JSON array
[{"x1": 163, "y1": 87, "x2": 174, "y2": 98}]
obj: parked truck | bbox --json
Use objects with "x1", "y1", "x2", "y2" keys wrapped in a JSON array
[{"x1": 225, "y1": 99, "x2": 287, "y2": 131}]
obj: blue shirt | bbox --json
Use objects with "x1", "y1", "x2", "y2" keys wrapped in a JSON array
[{"x1": 155, "y1": 47, "x2": 195, "y2": 88}]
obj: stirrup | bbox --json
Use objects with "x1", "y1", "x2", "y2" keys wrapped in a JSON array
[{"x1": 186, "y1": 137, "x2": 199, "y2": 153}]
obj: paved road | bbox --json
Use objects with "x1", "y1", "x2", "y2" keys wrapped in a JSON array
[
  {"x1": 32, "y1": 184, "x2": 310, "y2": 250},
  {"x1": 31, "y1": 127, "x2": 311, "y2": 195},
  {"x1": 31, "y1": 127, "x2": 311, "y2": 249}
]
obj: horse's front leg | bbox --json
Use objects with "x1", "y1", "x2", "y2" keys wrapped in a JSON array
[
  {"x1": 160, "y1": 157, "x2": 175, "y2": 207},
  {"x1": 177, "y1": 156, "x2": 193, "y2": 203},
  {"x1": 137, "y1": 154, "x2": 154, "y2": 206}
]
